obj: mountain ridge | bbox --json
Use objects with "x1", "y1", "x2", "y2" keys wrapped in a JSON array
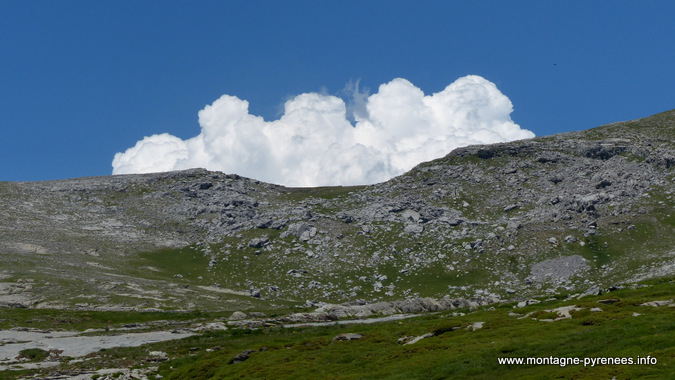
[{"x1": 1, "y1": 109, "x2": 673, "y2": 312}]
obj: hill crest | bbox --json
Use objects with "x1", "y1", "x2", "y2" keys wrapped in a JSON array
[{"x1": 1, "y1": 110, "x2": 673, "y2": 312}]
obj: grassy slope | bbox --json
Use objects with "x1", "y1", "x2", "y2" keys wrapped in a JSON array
[
  {"x1": 4, "y1": 276, "x2": 671, "y2": 379},
  {"x1": 158, "y1": 277, "x2": 674, "y2": 379},
  {"x1": 1, "y1": 111, "x2": 673, "y2": 312}
]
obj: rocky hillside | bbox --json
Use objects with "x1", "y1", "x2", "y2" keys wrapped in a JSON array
[{"x1": 1, "y1": 110, "x2": 673, "y2": 312}]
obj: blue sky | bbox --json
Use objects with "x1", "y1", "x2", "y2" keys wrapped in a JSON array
[{"x1": 1, "y1": 1, "x2": 674, "y2": 183}]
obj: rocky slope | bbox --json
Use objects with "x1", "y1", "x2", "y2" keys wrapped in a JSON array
[{"x1": 1, "y1": 110, "x2": 673, "y2": 312}]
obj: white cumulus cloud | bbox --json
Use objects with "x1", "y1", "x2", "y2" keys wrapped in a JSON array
[{"x1": 112, "y1": 75, "x2": 534, "y2": 187}]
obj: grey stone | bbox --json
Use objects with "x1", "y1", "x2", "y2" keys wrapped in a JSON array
[
  {"x1": 229, "y1": 349, "x2": 256, "y2": 364},
  {"x1": 579, "y1": 285, "x2": 602, "y2": 298},
  {"x1": 285, "y1": 222, "x2": 314, "y2": 239},
  {"x1": 229, "y1": 311, "x2": 247, "y2": 321},
  {"x1": 507, "y1": 220, "x2": 522, "y2": 230},
  {"x1": 248, "y1": 237, "x2": 269, "y2": 248},
  {"x1": 333, "y1": 333, "x2": 363, "y2": 342},
  {"x1": 639, "y1": 299, "x2": 673, "y2": 307},
  {"x1": 401, "y1": 333, "x2": 433, "y2": 345},
  {"x1": 401, "y1": 209, "x2": 421, "y2": 223},
  {"x1": 503, "y1": 204, "x2": 519, "y2": 212},
  {"x1": 269, "y1": 219, "x2": 288, "y2": 229},
  {"x1": 298, "y1": 226, "x2": 317, "y2": 241}
]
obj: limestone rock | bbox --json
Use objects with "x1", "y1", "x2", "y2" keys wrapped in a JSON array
[
  {"x1": 229, "y1": 349, "x2": 256, "y2": 364},
  {"x1": 333, "y1": 333, "x2": 363, "y2": 342},
  {"x1": 229, "y1": 311, "x2": 248, "y2": 321}
]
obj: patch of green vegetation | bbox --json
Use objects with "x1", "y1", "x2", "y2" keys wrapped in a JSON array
[
  {"x1": 17, "y1": 348, "x2": 49, "y2": 362},
  {"x1": 134, "y1": 245, "x2": 212, "y2": 283},
  {"x1": 620, "y1": 151, "x2": 648, "y2": 163},
  {"x1": 529, "y1": 310, "x2": 561, "y2": 320},
  {"x1": 0, "y1": 309, "x2": 215, "y2": 331},
  {"x1": 3, "y1": 276, "x2": 673, "y2": 379},
  {"x1": 155, "y1": 277, "x2": 674, "y2": 379},
  {"x1": 431, "y1": 320, "x2": 463, "y2": 336}
]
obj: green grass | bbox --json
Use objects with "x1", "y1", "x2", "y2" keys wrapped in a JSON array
[
  {"x1": 1, "y1": 271, "x2": 673, "y2": 379},
  {"x1": 16, "y1": 348, "x2": 49, "y2": 362},
  {"x1": 154, "y1": 277, "x2": 674, "y2": 379},
  {"x1": 0, "y1": 308, "x2": 216, "y2": 331}
]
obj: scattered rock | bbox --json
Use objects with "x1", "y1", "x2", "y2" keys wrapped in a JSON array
[
  {"x1": 516, "y1": 299, "x2": 540, "y2": 308},
  {"x1": 530, "y1": 255, "x2": 589, "y2": 284},
  {"x1": 503, "y1": 204, "x2": 519, "y2": 212},
  {"x1": 287, "y1": 269, "x2": 308, "y2": 277},
  {"x1": 255, "y1": 219, "x2": 273, "y2": 229},
  {"x1": 523, "y1": 305, "x2": 582, "y2": 321},
  {"x1": 314, "y1": 296, "x2": 499, "y2": 320},
  {"x1": 468, "y1": 321, "x2": 484, "y2": 330},
  {"x1": 229, "y1": 311, "x2": 248, "y2": 321},
  {"x1": 147, "y1": 351, "x2": 168, "y2": 362},
  {"x1": 507, "y1": 220, "x2": 522, "y2": 230},
  {"x1": 300, "y1": 228, "x2": 317, "y2": 241},
  {"x1": 639, "y1": 299, "x2": 673, "y2": 307},
  {"x1": 333, "y1": 333, "x2": 363, "y2": 342},
  {"x1": 229, "y1": 349, "x2": 256, "y2": 364},
  {"x1": 270, "y1": 219, "x2": 287, "y2": 229},
  {"x1": 281, "y1": 222, "x2": 316, "y2": 240},
  {"x1": 401, "y1": 209, "x2": 421, "y2": 223},
  {"x1": 399, "y1": 333, "x2": 433, "y2": 345},
  {"x1": 578, "y1": 286, "x2": 602, "y2": 298},
  {"x1": 248, "y1": 237, "x2": 269, "y2": 248}
]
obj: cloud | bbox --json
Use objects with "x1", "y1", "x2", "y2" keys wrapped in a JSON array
[
  {"x1": 112, "y1": 75, "x2": 534, "y2": 187},
  {"x1": 341, "y1": 78, "x2": 370, "y2": 123}
]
